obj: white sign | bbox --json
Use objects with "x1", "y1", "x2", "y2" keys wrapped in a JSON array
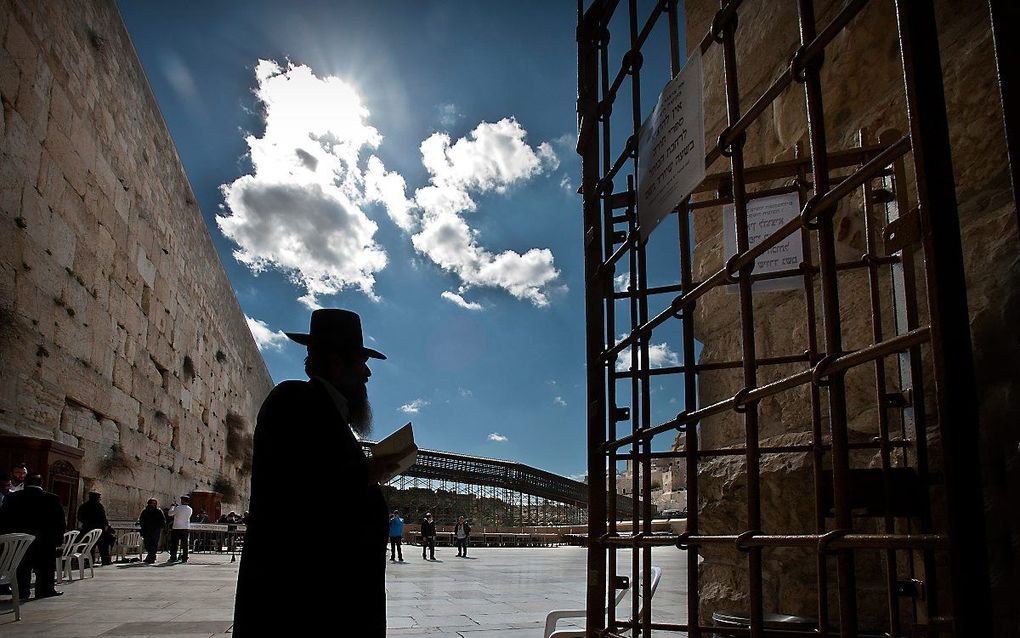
[
  {"x1": 637, "y1": 48, "x2": 705, "y2": 241},
  {"x1": 722, "y1": 191, "x2": 803, "y2": 292}
]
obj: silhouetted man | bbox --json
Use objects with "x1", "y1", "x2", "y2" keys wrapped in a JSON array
[
  {"x1": 389, "y1": 509, "x2": 404, "y2": 561},
  {"x1": 138, "y1": 498, "x2": 166, "y2": 563},
  {"x1": 77, "y1": 491, "x2": 113, "y2": 565},
  {"x1": 233, "y1": 309, "x2": 400, "y2": 637},
  {"x1": 455, "y1": 516, "x2": 471, "y2": 557},
  {"x1": 0, "y1": 474, "x2": 65, "y2": 599},
  {"x1": 421, "y1": 512, "x2": 436, "y2": 560}
]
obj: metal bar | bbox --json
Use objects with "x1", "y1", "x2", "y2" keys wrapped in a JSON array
[
  {"x1": 611, "y1": 255, "x2": 900, "y2": 300},
  {"x1": 883, "y1": 128, "x2": 940, "y2": 628},
  {"x1": 693, "y1": 143, "x2": 892, "y2": 196},
  {"x1": 606, "y1": 327, "x2": 930, "y2": 451},
  {"x1": 577, "y1": 5, "x2": 608, "y2": 634},
  {"x1": 615, "y1": 352, "x2": 812, "y2": 379},
  {"x1": 860, "y1": 128, "x2": 901, "y2": 637},
  {"x1": 601, "y1": 532, "x2": 947, "y2": 550},
  {"x1": 616, "y1": 439, "x2": 914, "y2": 461},
  {"x1": 599, "y1": 19, "x2": 620, "y2": 633},
  {"x1": 716, "y1": 4, "x2": 765, "y2": 636},
  {"x1": 678, "y1": 199, "x2": 701, "y2": 638},
  {"x1": 895, "y1": 0, "x2": 992, "y2": 633},
  {"x1": 793, "y1": 144, "x2": 829, "y2": 636},
  {"x1": 794, "y1": 1, "x2": 858, "y2": 634}
]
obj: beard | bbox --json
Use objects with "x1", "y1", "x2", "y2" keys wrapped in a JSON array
[{"x1": 343, "y1": 381, "x2": 373, "y2": 437}]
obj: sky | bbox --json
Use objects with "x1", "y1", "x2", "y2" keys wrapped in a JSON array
[{"x1": 118, "y1": 0, "x2": 689, "y2": 480}]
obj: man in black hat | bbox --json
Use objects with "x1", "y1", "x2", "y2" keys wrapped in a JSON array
[
  {"x1": 233, "y1": 309, "x2": 400, "y2": 636},
  {"x1": 0, "y1": 474, "x2": 66, "y2": 599},
  {"x1": 78, "y1": 491, "x2": 113, "y2": 565}
]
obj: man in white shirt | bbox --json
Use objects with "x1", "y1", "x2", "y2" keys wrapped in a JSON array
[{"x1": 167, "y1": 495, "x2": 193, "y2": 563}]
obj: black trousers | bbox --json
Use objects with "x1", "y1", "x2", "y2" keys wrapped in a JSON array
[
  {"x1": 389, "y1": 536, "x2": 403, "y2": 560},
  {"x1": 16, "y1": 541, "x2": 57, "y2": 598},
  {"x1": 169, "y1": 529, "x2": 189, "y2": 561},
  {"x1": 421, "y1": 536, "x2": 435, "y2": 559},
  {"x1": 455, "y1": 537, "x2": 468, "y2": 556},
  {"x1": 143, "y1": 531, "x2": 161, "y2": 561}
]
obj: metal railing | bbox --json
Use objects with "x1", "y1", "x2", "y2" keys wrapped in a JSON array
[{"x1": 577, "y1": 0, "x2": 991, "y2": 636}]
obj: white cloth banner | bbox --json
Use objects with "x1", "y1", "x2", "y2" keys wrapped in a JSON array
[
  {"x1": 722, "y1": 191, "x2": 804, "y2": 292},
  {"x1": 637, "y1": 48, "x2": 705, "y2": 240}
]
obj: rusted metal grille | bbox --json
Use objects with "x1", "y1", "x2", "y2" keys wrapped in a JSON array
[{"x1": 577, "y1": 0, "x2": 992, "y2": 636}]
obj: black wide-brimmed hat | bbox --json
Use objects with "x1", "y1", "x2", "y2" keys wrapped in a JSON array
[{"x1": 285, "y1": 309, "x2": 386, "y2": 360}]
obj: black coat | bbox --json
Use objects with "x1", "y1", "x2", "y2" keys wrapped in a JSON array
[
  {"x1": 0, "y1": 487, "x2": 66, "y2": 548},
  {"x1": 77, "y1": 500, "x2": 108, "y2": 532},
  {"x1": 233, "y1": 379, "x2": 388, "y2": 636},
  {"x1": 138, "y1": 506, "x2": 166, "y2": 536},
  {"x1": 421, "y1": 519, "x2": 436, "y2": 537}
]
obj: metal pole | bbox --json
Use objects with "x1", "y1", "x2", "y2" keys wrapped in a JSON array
[
  {"x1": 579, "y1": 2, "x2": 608, "y2": 635},
  {"x1": 895, "y1": 1, "x2": 992, "y2": 634}
]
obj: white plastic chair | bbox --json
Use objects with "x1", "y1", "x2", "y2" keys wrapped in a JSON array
[
  {"x1": 55, "y1": 530, "x2": 78, "y2": 584},
  {"x1": 544, "y1": 566, "x2": 662, "y2": 638},
  {"x1": 117, "y1": 531, "x2": 142, "y2": 562},
  {"x1": 0, "y1": 533, "x2": 36, "y2": 621},
  {"x1": 68, "y1": 528, "x2": 102, "y2": 580}
]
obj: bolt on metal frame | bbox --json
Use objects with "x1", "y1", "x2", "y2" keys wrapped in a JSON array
[{"x1": 577, "y1": 0, "x2": 992, "y2": 636}]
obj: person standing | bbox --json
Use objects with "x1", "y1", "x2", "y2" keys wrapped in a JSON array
[
  {"x1": 167, "y1": 495, "x2": 193, "y2": 563},
  {"x1": 454, "y1": 516, "x2": 471, "y2": 558},
  {"x1": 233, "y1": 309, "x2": 401, "y2": 637},
  {"x1": 0, "y1": 474, "x2": 65, "y2": 599},
  {"x1": 388, "y1": 510, "x2": 404, "y2": 562},
  {"x1": 421, "y1": 512, "x2": 436, "y2": 560},
  {"x1": 77, "y1": 491, "x2": 113, "y2": 565},
  {"x1": 138, "y1": 498, "x2": 166, "y2": 564}
]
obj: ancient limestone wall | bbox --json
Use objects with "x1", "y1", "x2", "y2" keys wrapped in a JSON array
[
  {"x1": 0, "y1": 0, "x2": 274, "y2": 518},
  {"x1": 681, "y1": 0, "x2": 1018, "y2": 632}
]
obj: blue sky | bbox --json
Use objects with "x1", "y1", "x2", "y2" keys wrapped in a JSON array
[{"x1": 118, "y1": 0, "x2": 689, "y2": 479}]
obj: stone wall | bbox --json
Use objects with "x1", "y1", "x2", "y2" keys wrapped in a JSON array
[
  {"x1": 0, "y1": 0, "x2": 274, "y2": 518},
  {"x1": 681, "y1": 0, "x2": 1018, "y2": 633}
]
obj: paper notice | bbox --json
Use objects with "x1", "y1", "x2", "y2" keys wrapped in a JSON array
[{"x1": 637, "y1": 48, "x2": 705, "y2": 240}]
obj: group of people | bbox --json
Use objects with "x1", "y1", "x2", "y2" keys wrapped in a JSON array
[
  {"x1": 0, "y1": 459, "x2": 242, "y2": 601},
  {"x1": 0, "y1": 465, "x2": 122, "y2": 598},
  {"x1": 137, "y1": 495, "x2": 196, "y2": 563},
  {"x1": 387, "y1": 510, "x2": 473, "y2": 561}
]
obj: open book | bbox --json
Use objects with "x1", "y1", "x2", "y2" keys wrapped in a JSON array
[{"x1": 371, "y1": 422, "x2": 417, "y2": 483}]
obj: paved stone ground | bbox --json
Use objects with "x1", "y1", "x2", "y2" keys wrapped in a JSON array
[{"x1": 0, "y1": 546, "x2": 688, "y2": 637}]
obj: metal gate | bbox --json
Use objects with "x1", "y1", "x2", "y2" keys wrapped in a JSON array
[{"x1": 577, "y1": 0, "x2": 993, "y2": 636}]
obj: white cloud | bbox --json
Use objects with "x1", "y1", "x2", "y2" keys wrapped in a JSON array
[
  {"x1": 488, "y1": 432, "x2": 508, "y2": 442},
  {"x1": 614, "y1": 272, "x2": 630, "y2": 293},
  {"x1": 437, "y1": 103, "x2": 462, "y2": 127},
  {"x1": 161, "y1": 54, "x2": 201, "y2": 109},
  {"x1": 559, "y1": 174, "x2": 575, "y2": 194},
  {"x1": 615, "y1": 335, "x2": 682, "y2": 371},
  {"x1": 245, "y1": 315, "x2": 288, "y2": 351},
  {"x1": 458, "y1": 387, "x2": 473, "y2": 398},
  {"x1": 441, "y1": 291, "x2": 483, "y2": 311},
  {"x1": 554, "y1": 396, "x2": 567, "y2": 407},
  {"x1": 399, "y1": 399, "x2": 430, "y2": 414},
  {"x1": 218, "y1": 60, "x2": 400, "y2": 308},
  {"x1": 410, "y1": 118, "x2": 562, "y2": 307},
  {"x1": 364, "y1": 155, "x2": 416, "y2": 232}
]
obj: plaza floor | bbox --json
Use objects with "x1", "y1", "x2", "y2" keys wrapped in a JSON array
[{"x1": 0, "y1": 545, "x2": 689, "y2": 637}]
